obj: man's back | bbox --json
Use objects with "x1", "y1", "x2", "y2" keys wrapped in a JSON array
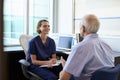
[
  {"x1": 60, "y1": 14, "x2": 114, "y2": 80},
  {"x1": 77, "y1": 34, "x2": 114, "y2": 80},
  {"x1": 63, "y1": 34, "x2": 114, "y2": 80}
]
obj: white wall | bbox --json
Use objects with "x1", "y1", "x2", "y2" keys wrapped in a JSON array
[
  {"x1": 101, "y1": 37, "x2": 120, "y2": 53},
  {"x1": 56, "y1": 0, "x2": 120, "y2": 56},
  {"x1": 57, "y1": 0, "x2": 73, "y2": 34}
]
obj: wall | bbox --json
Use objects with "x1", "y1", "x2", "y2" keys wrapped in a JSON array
[
  {"x1": 74, "y1": 0, "x2": 120, "y2": 55},
  {"x1": 0, "y1": 0, "x2": 8, "y2": 80},
  {"x1": 101, "y1": 37, "x2": 120, "y2": 53},
  {"x1": 5, "y1": 50, "x2": 27, "y2": 80},
  {"x1": 57, "y1": 0, "x2": 73, "y2": 34}
]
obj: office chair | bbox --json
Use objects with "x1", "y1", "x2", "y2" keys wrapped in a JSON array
[
  {"x1": 19, "y1": 34, "x2": 43, "y2": 80},
  {"x1": 91, "y1": 64, "x2": 120, "y2": 80}
]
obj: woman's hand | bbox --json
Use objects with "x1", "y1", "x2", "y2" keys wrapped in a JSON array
[
  {"x1": 47, "y1": 58, "x2": 57, "y2": 68},
  {"x1": 51, "y1": 58, "x2": 57, "y2": 64}
]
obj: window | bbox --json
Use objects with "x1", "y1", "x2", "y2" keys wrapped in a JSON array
[
  {"x1": 74, "y1": 0, "x2": 120, "y2": 37},
  {"x1": 4, "y1": 0, "x2": 53, "y2": 46},
  {"x1": 29, "y1": 0, "x2": 53, "y2": 35},
  {"x1": 4, "y1": 0, "x2": 25, "y2": 46}
]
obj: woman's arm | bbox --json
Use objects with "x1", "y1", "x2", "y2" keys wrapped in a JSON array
[
  {"x1": 52, "y1": 53, "x2": 57, "y2": 59},
  {"x1": 51, "y1": 53, "x2": 57, "y2": 64},
  {"x1": 31, "y1": 54, "x2": 55, "y2": 67}
]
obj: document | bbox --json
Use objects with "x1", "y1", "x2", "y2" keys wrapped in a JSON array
[{"x1": 40, "y1": 60, "x2": 61, "y2": 67}]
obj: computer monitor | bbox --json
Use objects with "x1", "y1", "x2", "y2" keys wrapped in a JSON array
[
  {"x1": 76, "y1": 33, "x2": 83, "y2": 42},
  {"x1": 57, "y1": 36, "x2": 73, "y2": 51}
]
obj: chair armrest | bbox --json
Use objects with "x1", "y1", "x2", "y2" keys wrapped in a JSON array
[
  {"x1": 19, "y1": 59, "x2": 44, "y2": 80},
  {"x1": 19, "y1": 59, "x2": 30, "y2": 66}
]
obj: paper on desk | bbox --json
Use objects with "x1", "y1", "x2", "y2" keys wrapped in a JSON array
[{"x1": 40, "y1": 60, "x2": 61, "y2": 67}]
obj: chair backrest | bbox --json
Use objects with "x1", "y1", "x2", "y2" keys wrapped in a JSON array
[
  {"x1": 19, "y1": 35, "x2": 44, "y2": 80},
  {"x1": 19, "y1": 35, "x2": 33, "y2": 59},
  {"x1": 91, "y1": 64, "x2": 120, "y2": 80}
]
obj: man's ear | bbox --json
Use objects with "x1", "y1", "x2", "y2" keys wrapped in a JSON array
[{"x1": 82, "y1": 25, "x2": 86, "y2": 32}]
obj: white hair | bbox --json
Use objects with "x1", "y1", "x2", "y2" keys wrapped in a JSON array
[{"x1": 82, "y1": 14, "x2": 100, "y2": 33}]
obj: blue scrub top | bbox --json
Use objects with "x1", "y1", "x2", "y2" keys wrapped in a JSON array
[{"x1": 27, "y1": 35, "x2": 56, "y2": 64}]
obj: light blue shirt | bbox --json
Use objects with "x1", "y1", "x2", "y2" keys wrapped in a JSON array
[{"x1": 63, "y1": 34, "x2": 114, "y2": 80}]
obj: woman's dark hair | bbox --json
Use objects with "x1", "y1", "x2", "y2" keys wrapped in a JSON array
[{"x1": 37, "y1": 19, "x2": 49, "y2": 34}]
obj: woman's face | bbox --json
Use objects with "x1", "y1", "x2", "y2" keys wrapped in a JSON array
[{"x1": 40, "y1": 21, "x2": 50, "y2": 34}]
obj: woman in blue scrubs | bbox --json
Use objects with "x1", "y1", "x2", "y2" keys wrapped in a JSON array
[{"x1": 27, "y1": 20, "x2": 62, "y2": 80}]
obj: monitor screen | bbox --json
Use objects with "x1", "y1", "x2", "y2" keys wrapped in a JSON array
[
  {"x1": 57, "y1": 36, "x2": 73, "y2": 50},
  {"x1": 76, "y1": 33, "x2": 83, "y2": 42}
]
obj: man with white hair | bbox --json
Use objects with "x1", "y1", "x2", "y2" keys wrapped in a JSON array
[{"x1": 59, "y1": 14, "x2": 114, "y2": 80}]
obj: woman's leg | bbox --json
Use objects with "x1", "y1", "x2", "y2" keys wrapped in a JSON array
[
  {"x1": 47, "y1": 64, "x2": 63, "y2": 78},
  {"x1": 29, "y1": 66, "x2": 58, "y2": 80}
]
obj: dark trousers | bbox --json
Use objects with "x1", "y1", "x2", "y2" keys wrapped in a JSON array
[
  {"x1": 29, "y1": 52, "x2": 68, "y2": 80},
  {"x1": 29, "y1": 64, "x2": 62, "y2": 80}
]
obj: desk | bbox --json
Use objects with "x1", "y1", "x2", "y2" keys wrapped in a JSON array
[
  {"x1": 63, "y1": 51, "x2": 71, "y2": 54},
  {"x1": 56, "y1": 47, "x2": 71, "y2": 55},
  {"x1": 56, "y1": 51, "x2": 69, "y2": 60},
  {"x1": 4, "y1": 46, "x2": 120, "y2": 80}
]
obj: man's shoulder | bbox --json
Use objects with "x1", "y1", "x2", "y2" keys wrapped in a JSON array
[
  {"x1": 76, "y1": 40, "x2": 91, "y2": 47},
  {"x1": 74, "y1": 40, "x2": 96, "y2": 53}
]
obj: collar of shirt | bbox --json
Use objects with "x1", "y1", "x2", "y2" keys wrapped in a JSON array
[
  {"x1": 83, "y1": 34, "x2": 98, "y2": 41},
  {"x1": 37, "y1": 35, "x2": 50, "y2": 48}
]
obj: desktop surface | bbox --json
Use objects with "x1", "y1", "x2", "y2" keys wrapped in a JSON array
[{"x1": 56, "y1": 47, "x2": 71, "y2": 52}]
